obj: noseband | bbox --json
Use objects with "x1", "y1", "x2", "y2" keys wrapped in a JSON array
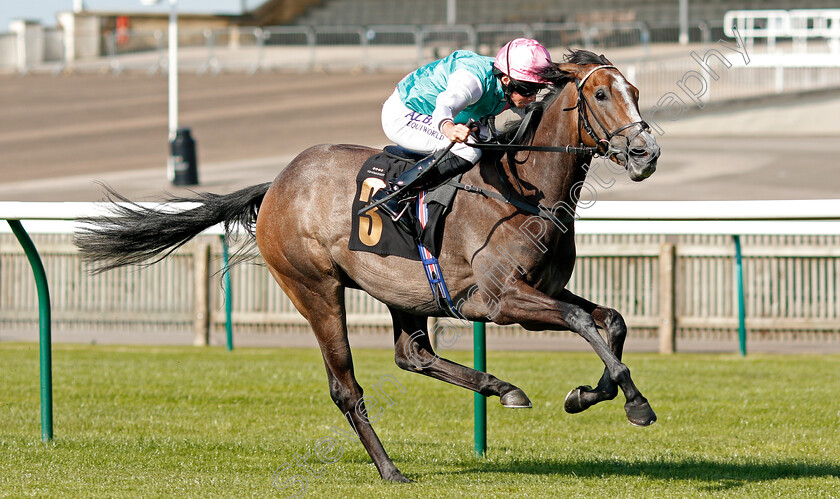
[{"x1": 571, "y1": 65, "x2": 651, "y2": 157}]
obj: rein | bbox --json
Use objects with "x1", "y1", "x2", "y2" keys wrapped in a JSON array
[
  {"x1": 471, "y1": 65, "x2": 643, "y2": 159},
  {"x1": 455, "y1": 65, "x2": 647, "y2": 227},
  {"x1": 470, "y1": 142, "x2": 600, "y2": 156}
]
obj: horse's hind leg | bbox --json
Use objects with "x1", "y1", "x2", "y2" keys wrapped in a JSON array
[
  {"x1": 264, "y1": 266, "x2": 408, "y2": 483},
  {"x1": 390, "y1": 310, "x2": 531, "y2": 408},
  {"x1": 558, "y1": 289, "x2": 628, "y2": 415}
]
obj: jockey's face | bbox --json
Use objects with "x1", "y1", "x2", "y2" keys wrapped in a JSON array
[{"x1": 501, "y1": 76, "x2": 540, "y2": 108}]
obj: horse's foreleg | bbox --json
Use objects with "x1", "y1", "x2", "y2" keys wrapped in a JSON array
[
  {"x1": 557, "y1": 289, "x2": 626, "y2": 414},
  {"x1": 495, "y1": 283, "x2": 655, "y2": 426},
  {"x1": 265, "y1": 267, "x2": 408, "y2": 483},
  {"x1": 390, "y1": 311, "x2": 531, "y2": 408}
]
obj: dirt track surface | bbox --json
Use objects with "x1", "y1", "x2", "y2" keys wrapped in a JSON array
[
  {"x1": 0, "y1": 72, "x2": 400, "y2": 182},
  {"x1": 1, "y1": 72, "x2": 839, "y2": 201}
]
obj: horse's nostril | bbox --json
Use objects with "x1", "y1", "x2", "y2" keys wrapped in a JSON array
[{"x1": 629, "y1": 147, "x2": 647, "y2": 157}]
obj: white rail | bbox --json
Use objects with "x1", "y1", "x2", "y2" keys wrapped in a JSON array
[
  {"x1": 724, "y1": 9, "x2": 840, "y2": 54},
  {"x1": 3, "y1": 200, "x2": 840, "y2": 235}
]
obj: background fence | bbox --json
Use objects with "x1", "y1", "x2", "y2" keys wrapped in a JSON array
[
  {"x1": 0, "y1": 21, "x2": 723, "y2": 74},
  {"x1": 3, "y1": 228, "x2": 839, "y2": 347},
  {"x1": 5, "y1": 20, "x2": 840, "y2": 111}
]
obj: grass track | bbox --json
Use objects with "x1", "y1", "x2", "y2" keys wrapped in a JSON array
[{"x1": 1, "y1": 343, "x2": 839, "y2": 498}]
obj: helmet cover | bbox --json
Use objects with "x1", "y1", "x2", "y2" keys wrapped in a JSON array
[{"x1": 493, "y1": 38, "x2": 553, "y2": 83}]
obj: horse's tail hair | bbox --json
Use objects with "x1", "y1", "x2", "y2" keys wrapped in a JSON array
[{"x1": 75, "y1": 182, "x2": 272, "y2": 273}]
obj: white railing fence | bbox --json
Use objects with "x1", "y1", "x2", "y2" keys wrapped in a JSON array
[{"x1": 724, "y1": 9, "x2": 840, "y2": 55}]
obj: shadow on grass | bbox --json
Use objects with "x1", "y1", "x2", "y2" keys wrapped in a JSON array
[{"x1": 447, "y1": 457, "x2": 840, "y2": 490}]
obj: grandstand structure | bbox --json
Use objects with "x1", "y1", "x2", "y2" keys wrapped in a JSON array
[
  {"x1": 5, "y1": 0, "x2": 840, "y2": 75},
  {"x1": 290, "y1": 0, "x2": 840, "y2": 26}
]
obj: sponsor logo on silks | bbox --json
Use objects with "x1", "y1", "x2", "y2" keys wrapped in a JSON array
[
  {"x1": 403, "y1": 112, "x2": 445, "y2": 141},
  {"x1": 404, "y1": 111, "x2": 433, "y2": 127}
]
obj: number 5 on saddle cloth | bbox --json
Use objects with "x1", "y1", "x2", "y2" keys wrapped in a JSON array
[{"x1": 350, "y1": 147, "x2": 465, "y2": 319}]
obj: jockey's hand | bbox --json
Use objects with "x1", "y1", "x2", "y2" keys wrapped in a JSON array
[{"x1": 441, "y1": 121, "x2": 472, "y2": 143}]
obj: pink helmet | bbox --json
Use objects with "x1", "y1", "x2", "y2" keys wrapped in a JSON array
[{"x1": 494, "y1": 38, "x2": 553, "y2": 83}]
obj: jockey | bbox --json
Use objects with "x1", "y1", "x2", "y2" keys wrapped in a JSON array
[{"x1": 374, "y1": 38, "x2": 554, "y2": 226}]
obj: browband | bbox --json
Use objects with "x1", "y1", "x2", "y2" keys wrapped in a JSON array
[{"x1": 577, "y1": 65, "x2": 617, "y2": 88}]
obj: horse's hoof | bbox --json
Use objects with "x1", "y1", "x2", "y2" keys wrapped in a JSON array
[
  {"x1": 625, "y1": 400, "x2": 657, "y2": 427},
  {"x1": 382, "y1": 470, "x2": 411, "y2": 483},
  {"x1": 563, "y1": 385, "x2": 592, "y2": 414},
  {"x1": 500, "y1": 388, "x2": 532, "y2": 408}
]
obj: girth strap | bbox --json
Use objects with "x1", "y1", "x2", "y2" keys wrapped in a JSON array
[
  {"x1": 448, "y1": 179, "x2": 576, "y2": 228},
  {"x1": 416, "y1": 190, "x2": 465, "y2": 319}
]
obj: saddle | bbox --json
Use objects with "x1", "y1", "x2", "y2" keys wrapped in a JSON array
[{"x1": 349, "y1": 147, "x2": 461, "y2": 261}]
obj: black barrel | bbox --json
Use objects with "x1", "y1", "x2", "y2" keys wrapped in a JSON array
[{"x1": 169, "y1": 128, "x2": 198, "y2": 186}]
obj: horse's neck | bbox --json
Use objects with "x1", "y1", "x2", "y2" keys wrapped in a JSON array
[{"x1": 516, "y1": 85, "x2": 587, "y2": 212}]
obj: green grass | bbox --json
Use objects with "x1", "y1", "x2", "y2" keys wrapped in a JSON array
[{"x1": 1, "y1": 343, "x2": 839, "y2": 498}]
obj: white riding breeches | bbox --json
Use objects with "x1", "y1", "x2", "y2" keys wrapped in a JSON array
[{"x1": 381, "y1": 89, "x2": 484, "y2": 164}]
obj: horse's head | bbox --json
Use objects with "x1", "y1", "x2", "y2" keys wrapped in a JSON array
[{"x1": 555, "y1": 52, "x2": 660, "y2": 182}]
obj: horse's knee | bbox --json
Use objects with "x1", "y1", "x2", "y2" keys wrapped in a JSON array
[
  {"x1": 601, "y1": 308, "x2": 627, "y2": 341},
  {"x1": 394, "y1": 333, "x2": 439, "y2": 373},
  {"x1": 394, "y1": 346, "x2": 437, "y2": 373},
  {"x1": 610, "y1": 364, "x2": 631, "y2": 385},
  {"x1": 566, "y1": 306, "x2": 597, "y2": 333},
  {"x1": 328, "y1": 378, "x2": 359, "y2": 411}
]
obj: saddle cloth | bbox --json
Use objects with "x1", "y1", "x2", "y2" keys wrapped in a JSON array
[{"x1": 349, "y1": 147, "x2": 460, "y2": 260}]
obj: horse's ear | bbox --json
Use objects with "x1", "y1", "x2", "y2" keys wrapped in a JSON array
[
  {"x1": 553, "y1": 62, "x2": 580, "y2": 80},
  {"x1": 599, "y1": 54, "x2": 613, "y2": 65}
]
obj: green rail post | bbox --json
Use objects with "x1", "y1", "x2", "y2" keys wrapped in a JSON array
[
  {"x1": 473, "y1": 322, "x2": 486, "y2": 456},
  {"x1": 7, "y1": 220, "x2": 53, "y2": 442},
  {"x1": 221, "y1": 235, "x2": 233, "y2": 351},
  {"x1": 733, "y1": 235, "x2": 747, "y2": 357}
]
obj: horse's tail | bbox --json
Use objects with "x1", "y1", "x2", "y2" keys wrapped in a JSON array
[{"x1": 75, "y1": 182, "x2": 272, "y2": 273}]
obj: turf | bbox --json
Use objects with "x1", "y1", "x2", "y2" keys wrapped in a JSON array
[{"x1": 1, "y1": 343, "x2": 839, "y2": 498}]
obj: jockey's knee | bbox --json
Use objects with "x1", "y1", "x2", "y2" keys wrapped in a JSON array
[{"x1": 449, "y1": 141, "x2": 481, "y2": 164}]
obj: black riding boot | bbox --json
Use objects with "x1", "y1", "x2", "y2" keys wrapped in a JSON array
[{"x1": 371, "y1": 151, "x2": 474, "y2": 234}]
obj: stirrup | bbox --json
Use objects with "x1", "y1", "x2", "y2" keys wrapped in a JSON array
[
  {"x1": 391, "y1": 201, "x2": 411, "y2": 222},
  {"x1": 370, "y1": 188, "x2": 415, "y2": 235}
]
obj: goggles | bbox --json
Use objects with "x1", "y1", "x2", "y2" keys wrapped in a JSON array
[{"x1": 508, "y1": 79, "x2": 544, "y2": 97}]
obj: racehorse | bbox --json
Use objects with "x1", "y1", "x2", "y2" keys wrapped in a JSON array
[{"x1": 75, "y1": 50, "x2": 660, "y2": 483}]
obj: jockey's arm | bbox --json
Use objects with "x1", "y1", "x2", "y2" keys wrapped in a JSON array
[{"x1": 432, "y1": 69, "x2": 483, "y2": 143}]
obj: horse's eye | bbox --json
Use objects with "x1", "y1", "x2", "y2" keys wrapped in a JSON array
[{"x1": 595, "y1": 89, "x2": 608, "y2": 101}]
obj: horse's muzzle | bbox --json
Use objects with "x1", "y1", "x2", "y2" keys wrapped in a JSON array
[{"x1": 625, "y1": 133, "x2": 660, "y2": 182}]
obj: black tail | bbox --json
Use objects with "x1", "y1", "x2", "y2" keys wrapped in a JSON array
[{"x1": 75, "y1": 183, "x2": 272, "y2": 273}]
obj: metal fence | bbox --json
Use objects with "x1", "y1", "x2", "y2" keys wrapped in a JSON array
[
  {"x1": 3, "y1": 21, "x2": 722, "y2": 75},
  {"x1": 6, "y1": 20, "x2": 840, "y2": 109},
  {"x1": 625, "y1": 56, "x2": 840, "y2": 112},
  {"x1": 2, "y1": 232, "x2": 839, "y2": 346}
]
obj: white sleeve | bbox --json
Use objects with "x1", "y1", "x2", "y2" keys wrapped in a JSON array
[{"x1": 431, "y1": 69, "x2": 485, "y2": 132}]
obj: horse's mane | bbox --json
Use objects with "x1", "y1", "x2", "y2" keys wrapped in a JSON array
[{"x1": 495, "y1": 49, "x2": 611, "y2": 146}]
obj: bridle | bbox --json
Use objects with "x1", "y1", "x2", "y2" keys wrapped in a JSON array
[
  {"x1": 570, "y1": 64, "x2": 652, "y2": 158},
  {"x1": 472, "y1": 64, "x2": 650, "y2": 162},
  {"x1": 450, "y1": 65, "x2": 654, "y2": 227}
]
